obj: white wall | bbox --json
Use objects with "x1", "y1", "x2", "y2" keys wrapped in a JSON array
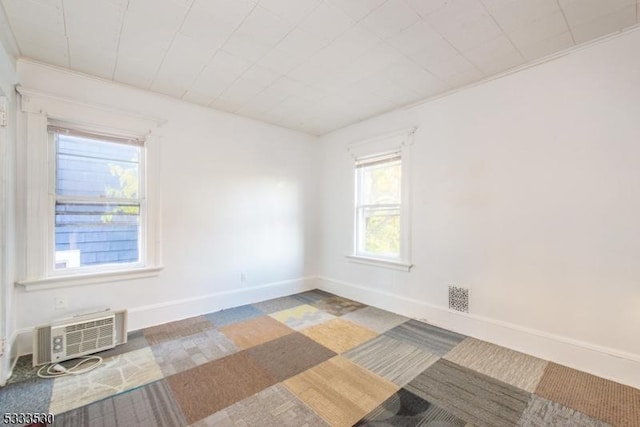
[
  {"x1": 318, "y1": 28, "x2": 640, "y2": 387},
  {"x1": 15, "y1": 60, "x2": 319, "y2": 350},
  {"x1": 0, "y1": 35, "x2": 18, "y2": 385}
]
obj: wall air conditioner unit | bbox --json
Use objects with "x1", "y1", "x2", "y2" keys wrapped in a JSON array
[{"x1": 32, "y1": 309, "x2": 128, "y2": 366}]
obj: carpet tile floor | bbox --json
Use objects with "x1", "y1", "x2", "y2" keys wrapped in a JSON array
[{"x1": 2, "y1": 289, "x2": 639, "y2": 426}]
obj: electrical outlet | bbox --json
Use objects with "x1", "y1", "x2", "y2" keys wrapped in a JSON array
[
  {"x1": 240, "y1": 272, "x2": 247, "y2": 283},
  {"x1": 54, "y1": 296, "x2": 67, "y2": 310}
]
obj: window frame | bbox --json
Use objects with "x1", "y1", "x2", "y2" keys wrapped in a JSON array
[
  {"x1": 47, "y1": 126, "x2": 147, "y2": 277},
  {"x1": 346, "y1": 127, "x2": 416, "y2": 271},
  {"x1": 16, "y1": 87, "x2": 164, "y2": 291}
]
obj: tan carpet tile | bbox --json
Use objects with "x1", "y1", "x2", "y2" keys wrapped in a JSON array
[
  {"x1": 535, "y1": 362, "x2": 640, "y2": 426},
  {"x1": 269, "y1": 304, "x2": 335, "y2": 330},
  {"x1": 167, "y1": 351, "x2": 277, "y2": 424},
  {"x1": 300, "y1": 318, "x2": 378, "y2": 354},
  {"x1": 219, "y1": 316, "x2": 294, "y2": 350},
  {"x1": 284, "y1": 355, "x2": 398, "y2": 427},
  {"x1": 142, "y1": 315, "x2": 214, "y2": 346},
  {"x1": 444, "y1": 337, "x2": 548, "y2": 392},
  {"x1": 517, "y1": 395, "x2": 611, "y2": 426}
]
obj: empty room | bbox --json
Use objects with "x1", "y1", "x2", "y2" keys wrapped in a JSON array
[{"x1": 0, "y1": 0, "x2": 639, "y2": 426}]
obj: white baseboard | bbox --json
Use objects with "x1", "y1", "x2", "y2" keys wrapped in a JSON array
[
  {"x1": 14, "y1": 276, "x2": 317, "y2": 356},
  {"x1": 318, "y1": 276, "x2": 640, "y2": 390}
]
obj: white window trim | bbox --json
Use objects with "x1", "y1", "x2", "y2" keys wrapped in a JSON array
[
  {"x1": 15, "y1": 87, "x2": 165, "y2": 290},
  {"x1": 347, "y1": 127, "x2": 416, "y2": 271}
]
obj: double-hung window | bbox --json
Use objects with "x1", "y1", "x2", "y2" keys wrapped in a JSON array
[
  {"x1": 348, "y1": 128, "x2": 415, "y2": 271},
  {"x1": 51, "y1": 125, "x2": 144, "y2": 271},
  {"x1": 355, "y1": 152, "x2": 402, "y2": 259},
  {"x1": 16, "y1": 86, "x2": 162, "y2": 289}
]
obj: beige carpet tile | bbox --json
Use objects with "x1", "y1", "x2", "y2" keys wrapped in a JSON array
[
  {"x1": 219, "y1": 316, "x2": 294, "y2": 350},
  {"x1": 269, "y1": 304, "x2": 335, "y2": 330},
  {"x1": 167, "y1": 351, "x2": 278, "y2": 424},
  {"x1": 142, "y1": 315, "x2": 214, "y2": 345},
  {"x1": 517, "y1": 395, "x2": 611, "y2": 426},
  {"x1": 310, "y1": 295, "x2": 367, "y2": 316},
  {"x1": 96, "y1": 329, "x2": 149, "y2": 359},
  {"x1": 444, "y1": 337, "x2": 548, "y2": 392},
  {"x1": 48, "y1": 347, "x2": 163, "y2": 415},
  {"x1": 535, "y1": 362, "x2": 640, "y2": 426},
  {"x1": 52, "y1": 379, "x2": 187, "y2": 427},
  {"x1": 407, "y1": 359, "x2": 531, "y2": 427},
  {"x1": 246, "y1": 332, "x2": 336, "y2": 382},
  {"x1": 341, "y1": 306, "x2": 409, "y2": 333},
  {"x1": 192, "y1": 384, "x2": 329, "y2": 427},
  {"x1": 284, "y1": 355, "x2": 398, "y2": 427},
  {"x1": 252, "y1": 296, "x2": 305, "y2": 314},
  {"x1": 151, "y1": 328, "x2": 238, "y2": 376},
  {"x1": 300, "y1": 318, "x2": 378, "y2": 354},
  {"x1": 344, "y1": 335, "x2": 439, "y2": 387}
]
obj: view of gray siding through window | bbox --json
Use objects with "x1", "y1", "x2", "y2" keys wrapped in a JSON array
[{"x1": 55, "y1": 133, "x2": 141, "y2": 269}]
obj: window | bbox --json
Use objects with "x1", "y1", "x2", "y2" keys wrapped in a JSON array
[
  {"x1": 355, "y1": 153, "x2": 402, "y2": 258},
  {"x1": 51, "y1": 126, "x2": 144, "y2": 272},
  {"x1": 16, "y1": 86, "x2": 163, "y2": 290},
  {"x1": 347, "y1": 127, "x2": 415, "y2": 271}
]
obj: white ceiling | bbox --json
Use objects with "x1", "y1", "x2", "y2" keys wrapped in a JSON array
[{"x1": 1, "y1": 0, "x2": 638, "y2": 135}]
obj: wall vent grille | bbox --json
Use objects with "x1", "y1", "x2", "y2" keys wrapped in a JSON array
[{"x1": 449, "y1": 285, "x2": 469, "y2": 313}]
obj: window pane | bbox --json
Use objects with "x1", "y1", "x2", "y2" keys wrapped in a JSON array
[
  {"x1": 56, "y1": 134, "x2": 140, "y2": 198},
  {"x1": 363, "y1": 160, "x2": 401, "y2": 205},
  {"x1": 55, "y1": 202, "x2": 140, "y2": 269},
  {"x1": 363, "y1": 207, "x2": 400, "y2": 256}
]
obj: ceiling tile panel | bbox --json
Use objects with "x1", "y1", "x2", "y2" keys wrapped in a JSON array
[
  {"x1": 360, "y1": 0, "x2": 421, "y2": 39},
  {"x1": 256, "y1": 48, "x2": 305, "y2": 74},
  {"x1": 507, "y1": 11, "x2": 569, "y2": 48},
  {"x1": 516, "y1": 31, "x2": 574, "y2": 61},
  {"x1": 569, "y1": 4, "x2": 637, "y2": 43},
  {"x1": 259, "y1": 0, "x2": 320, "y2": 24},
  {"x1": 483, "y1": 0, "x2": 561, "y2": 33},
  {"x1": 559, "y1": 0, "x2": 635, "y2": 28},
  {"x1": 297, "y1": 1, "x2": 356, "y2": 42},
  {"x1": 435, "y1": 13, "x2": 505, "y2": 52},
  {"x1": 328, "y1": 0, "x2": 387, "y2": 21}
]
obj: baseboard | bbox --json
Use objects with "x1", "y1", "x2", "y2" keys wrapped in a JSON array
[
  {"x1": 318, "y1": 276, "x2": 640, "y2": 390},
  {"x1": 14, "y1": 276, "x2": 317, "y2": 356}
]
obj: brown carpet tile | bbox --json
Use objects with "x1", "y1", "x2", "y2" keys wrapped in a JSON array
[
  {"x1": 300, "y1": 318, "x2": 378, "y2": 353},
  {"x1": 310, "y1": 295, "x2": 367, "y2": 316},
  {"x1": 535, "y1": 362, "x2": 640, "y2": 426},
  {"x1": 142, "y1": 315, "x2": 214, "y2": 345},
  {"x1": 219, "y1": 315, "x2": 294, "y2": 349},
  {"x1": 284, "y1": 355, "x2": 398, "y2": 427},
  {"x1": 167, "y1": 351, "x2": 277, "y2": 424},
  {"x1": 246, "y1": 332, "x2": 336, "y2": 382}
]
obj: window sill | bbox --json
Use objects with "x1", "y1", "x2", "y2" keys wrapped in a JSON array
[
  {"x1": 15, "y1": 266, "x2": 164, "y2": 291},
  {"x1": 346, "y1": 255, "x2": 413, "y2": 272}
]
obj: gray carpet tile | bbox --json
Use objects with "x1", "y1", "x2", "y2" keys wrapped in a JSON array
[
  {"x1": 6, "y1": 354, "x2": 37, "y2": 385},
  {"x1": 151, "y1": 328, "x2": 238, "y2": 376},
  {"x1": 96, "y1": 330, "x2": 150, "y2": 359},
  {"x1": 517, "y1": 395, "x2": 611, "y2": 427},
  {"x1": 192, "y1": 384, "x2": 329, "y2": 427},
  {"x1": 205, "y1": 304, "x2": 264, "y2": 327},
  {"x1": 291, "y1": 289, "x2": 335, "y2": 304},
  {"x1": 252, "y1": 296, "x2": 304, "y2": 314},
  {"x1": 385, "y1": 319, "x2": 466, "y2": 356},
  {"x1": 341, "y1": 306, "x2": 409, "y2": 333},
  {"x1": 344, "y1": 335, "x2": 439, "y2": 386},
  {"x1": 0, "y1": 377, "x2": 55, "y2": 414},
  {"x1": 52, "y1": 380, "x2": 187, "y2": 427},
  {"x1": 356, "y1": 388, "x2": 469, "y2": 426},
  {"x1": 406, "y1": 359, "x2": 531, "y2": 427}
]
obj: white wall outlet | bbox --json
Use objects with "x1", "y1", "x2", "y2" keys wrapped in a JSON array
[
  {"x1": 54, "y1": 296, "x2": 67, "y2": 310},
  {"x1": 240, "y1": 272, "x2": 247, "y2": 283}
]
